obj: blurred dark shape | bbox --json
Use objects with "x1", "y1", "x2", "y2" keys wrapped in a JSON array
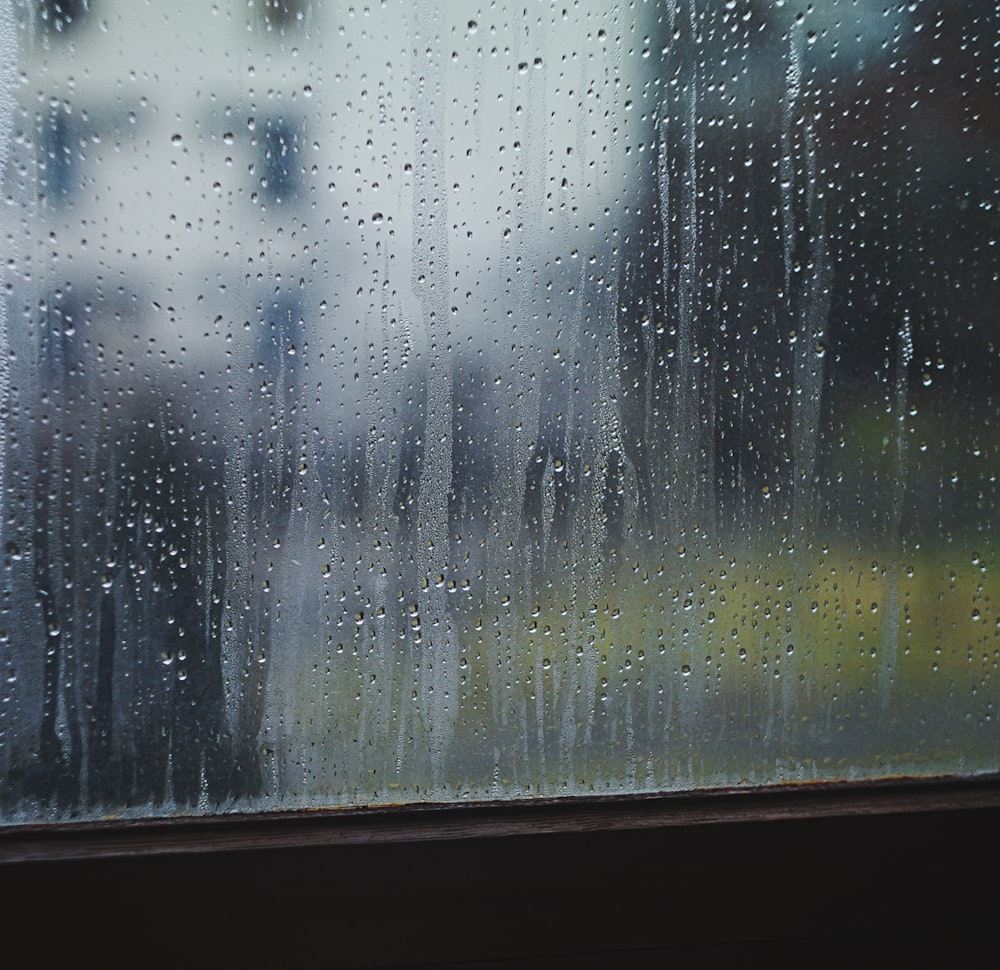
[
  {"x1": 99, "y1": 411, "x2": 233, "y2": 807},
  {"x1": 257, "y1": 0, "x2": 307, "y2": 31},
  {"x1": 613, "y1": 0, "x2": 1000, "y2": 543},
  {"x1": 257, "y1": 117, "x2": 303, "y2": 205},
  {"x1": 37, "y1": 0, "x2": 91, "y2": 35},
  {"x1": 39, "y1": 107, "x2": 78, "y2": 206},
  {"x1": 12, "y1": 375, "x2": 243, "y2": 810},
  {"x1": 256, "y1": 294, "x2": 304, "y2": 376},
  {"x1": 38, "y1": 288, "x2": 86, "y2": 382}
]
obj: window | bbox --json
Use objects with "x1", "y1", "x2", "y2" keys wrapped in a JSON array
[
  {"x1": 252, "y1": 116, "x2": 303, "y2": 205},
  {"x1": 38, "y1": 106, "x2": 78, "y2": 205},
  {"x1": 1, "y1": 1, "x2": 997, "y2": 830},
  {"x1": 254, "y1": 0, "x2": 309, "y2": 33},
  {"x1": 36, "y1": 0, "x2": 92, "y2": 36}
]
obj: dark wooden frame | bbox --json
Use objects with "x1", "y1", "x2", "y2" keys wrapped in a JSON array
[
  {"x1": 4, "y1": 776, "x2": 1000, "y2": 967},
  {"x1": 4, "y1": 773, "x2": 999, "y2": 864}
]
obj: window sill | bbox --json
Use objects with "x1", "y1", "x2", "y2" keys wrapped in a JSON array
[
  {"x1": 4, "y1": 777, "x2": 999, "y2": 967},
  {"x1": 4, "y1": 773, "x2": 999, "y2": 864}
]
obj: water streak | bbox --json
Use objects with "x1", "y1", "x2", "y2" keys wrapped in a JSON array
[{"x1": 0, "y1": 0, "x2": 16, "y2": 554}]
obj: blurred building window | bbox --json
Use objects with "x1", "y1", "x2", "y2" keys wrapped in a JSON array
[
  {"x1": 255, "y1": 117, "x2": 302, "y2": 205},
  {"x1": 38, "y1": 106, "x2": 78, "y2": 206},
  {"x1": 255, "y1": 0, "x2": 308, "y2": 32},
  {"x1": 37, "y1": 0, "x2": 91, "y2": 35}
]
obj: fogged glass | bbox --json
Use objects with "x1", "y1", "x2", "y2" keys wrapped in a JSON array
[{"x1": 0, "y1": 0, "x2": 997, "y2": 822}]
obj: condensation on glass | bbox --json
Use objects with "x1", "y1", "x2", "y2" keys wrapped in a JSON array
[{"x1": 0, "y1": 0, "x2": 997, "y2": 823}]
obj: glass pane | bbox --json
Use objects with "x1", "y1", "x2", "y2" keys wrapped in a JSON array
[{"x1": 1, "y1": 0, "x2": 997, "y2": 822}]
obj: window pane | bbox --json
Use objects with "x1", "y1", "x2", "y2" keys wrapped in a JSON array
[{"x1": 1, "y1": 0, "x2": 997, "y2": 822}]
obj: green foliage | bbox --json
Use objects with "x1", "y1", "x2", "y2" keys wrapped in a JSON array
[{"x1": 278, "y1": 540, "x2": 999, "y2": 803}]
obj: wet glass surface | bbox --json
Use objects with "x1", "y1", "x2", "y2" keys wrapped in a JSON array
[{"x1": 1, "y1": 1, "x2": 998, "y2": 822}]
